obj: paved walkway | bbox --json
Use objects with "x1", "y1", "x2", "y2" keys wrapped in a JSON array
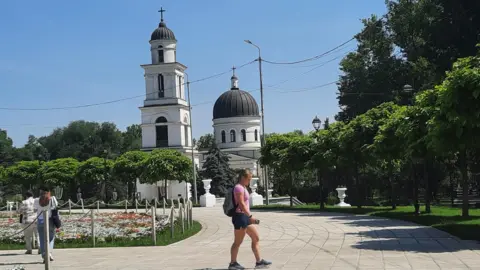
[{"x1": 2, "y1": 207, "x2": 480, "y2": 269}]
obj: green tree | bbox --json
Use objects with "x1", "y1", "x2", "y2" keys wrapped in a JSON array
[
  {"x1": 141, "y1": 149, "x2": 192, "y2": 199},
  {"x1": 121, "y1": 124, "x2": 142, "y2": 152},
  {"x1": 371, "y1": 105, "x2": 408, "y2": 209},
  {"x1": 427, "y1": 52, "x2": 480, "y2": 217},
  {"x1": 5, "y1": 161, "x2": 41, "y2": 192},
  {"x1": 0, "y1": 130, "x2": 15, "y2": 166},
  {"x1": 336, "y1": 16, "x2": 407, "y2": 121},
  {"x1": 113, "y1": 150, "x2": 149, "y2": 200},
  {"x1": 196, "y1": 134, "x2": 215, "y2": 151},
  {"x1": 77, "y1": 157, "x2": 114, "y2": 201},
  {"x1": 202, "y1": 144, "x2": 235, "y2": 197},
  {"x1": 40, "y1": 158, "x2": 79, "y2": 188},
  {"x1": 386, "y1": 0, "x2": 480, "y2": 88}
]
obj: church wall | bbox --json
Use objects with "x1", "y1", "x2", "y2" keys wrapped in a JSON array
[
  {"x1": 213, "y1": 116, "x2": 261, "y2": 149},
  {"x1": 150, "y1": 40, "x2": 176, "y2": 64}
]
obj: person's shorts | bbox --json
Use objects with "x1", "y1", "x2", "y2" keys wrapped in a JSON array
[{"x1": 232, "y1": 213, "x2": 249, "y2": 230}]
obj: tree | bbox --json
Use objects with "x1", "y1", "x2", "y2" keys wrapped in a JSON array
[
  {"x1": 141, "y1": 149, "x2": 192, "y2": 199},
  {"x1": 113, "y1": 150, "x2": 148, "y2": 200},
  {"x1": 371, "y1": 105, "x2": 408, "y2": 209},
  {"x1": 40, "y1": 158, "x2": 79, "y2": 188},
  {"x1": 77, "y1": 157, "x2": 114, "y2": 201},
  {"x1": 5, "y1": 161, "x2": 41, "y2": 192},
  {"x1": 0, "y1": 130, "x2": 15, "y2": 166},
  {"x1": 202, "y1": 144, "x2": 235, "y2": 197},
  {"x1": 336, "y1": 15, "x2": 407, "y2": 121},
  {"x1": 196, "y1": 134, "x2": 215, "y2": 151},
  {"x1": 121, "y1": 124, "x2": 142, "y2": 152},
  {"x1": 386, "y1": 0, "x2": 480, "y2": 89},
  {"x1": 338, "y1": 102, "x2": 400, "y2": 207},
  {"x1": 427, "y1": 52, "x2": 480, "y2": 217}
]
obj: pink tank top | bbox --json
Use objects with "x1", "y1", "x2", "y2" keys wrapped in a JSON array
[{"x1": 233, "y1": 184, "x2": 250, "y2": 213}]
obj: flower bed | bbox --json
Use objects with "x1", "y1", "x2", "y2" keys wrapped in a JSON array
[{"x1": 0, "y1": 211, "x2": 169, "y2": 245}]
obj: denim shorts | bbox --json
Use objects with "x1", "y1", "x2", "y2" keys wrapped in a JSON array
[{"x1": 232, "y1": 213, "x2": 250, "y2": 230}]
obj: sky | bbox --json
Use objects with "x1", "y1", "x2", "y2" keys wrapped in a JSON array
[{"x1": 0, "y1": 0, "x2": 387, "y2": 147}]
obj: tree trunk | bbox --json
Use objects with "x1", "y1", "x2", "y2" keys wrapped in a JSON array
[
  {"x1": 318, "y1": 169, "x2": 325, "y2": 210},
  {"x1": 355, "y1": 162, "x2": 361, "y2": 209},
  {"x1": 390, "y1": 176, "x2": 396, "y2": 210},
  {"x1": 290, "y1": 171, "x2": 294, "y2": 207},
  {"x1": 459, "y1": 149, "x2": 469, "y2": 217},
  {"x1": 423, "y1": 160, "x2": 431, "y2": 213},
  {"x1": 450, "y1": 172, "x2": 455, "y2": 208},
  {"x1": 414, "y1": 175, "x2": 420, "y2": 216}
]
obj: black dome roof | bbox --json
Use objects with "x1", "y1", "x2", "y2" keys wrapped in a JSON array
[
  {"x1": 213, "y1": 89, "x2": 260, "y2": 119},
  {"x1": 151, "y1": 21, "x2": 176, "y2": 41}
]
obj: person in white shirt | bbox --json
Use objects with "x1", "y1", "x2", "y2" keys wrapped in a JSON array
[
  {"x1": 18, "y1": 190, "x2": 39, "y2": 254},
  {"x1": 34, "y1": 186, "x2": 58, "y2": 263}
]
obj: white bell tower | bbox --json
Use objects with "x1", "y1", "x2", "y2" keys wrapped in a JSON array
[{"x1": 139, "y1": 8, "x2": 191, "y2": 151}]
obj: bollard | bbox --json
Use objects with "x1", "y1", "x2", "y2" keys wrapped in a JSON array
[
  {"x1": 81, "y1": 199, "x2": 85, "y2": 213},
  {"x1": 151, "y1": 206, "x2": 156, "y2": 245},
  {"x1": 68, "y1": 200, "x2": 72, "y2": 216},
  {"x1": 124, "y1": 200, "x2": 128, "y2": 213},
  {"x1": 135, "y1": 200, "x2": 138, "y2": 213},
  {"x1": 43, "y1": 211, "x2": 50, "y2": 270},
  {"x1": 96, "y1": 201, "x2": 100, "y2": 213},
  {"x1": 170, "y1": 207, "x2": 174, "y2": 238},
  {"x1": 145, "y1": 199, "x2": 148, "y2": 212},
  {"x1": 90, "y1": 210, "x2": 96, "y2": 247}
]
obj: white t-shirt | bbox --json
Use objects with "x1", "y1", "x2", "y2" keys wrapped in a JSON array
[{"x1": 34, "y1": 196, "x2": 58, "y2": 224}]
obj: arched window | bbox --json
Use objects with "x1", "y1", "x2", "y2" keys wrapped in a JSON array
[
  {"x1": 178, "y1": 76, "x2": 183, "y2": 99},
  {"x1": 158, "y1": 74, "x2": 164, "y2": 98},
  {"x1": 230, "y1": 130, "x2": 236, "y2": 142},
  {"x1": 155, "y1": 117, "x2": 168, "y2": 147},
  {"x1": 184, "y1": 116, "x2": 189, "y2": 146},
  {"x1": 241, "y1": 129, "x2": 246, "y2": 141},
  {"x1": 158, "y1": 46, "x2": 164, "y2": 63},
  {"x1": 254, "y1": 129, "x2": 258, "y2": 141},
  {"x1": 221, "y1": 131, "x2": 226, "y2": 143}
]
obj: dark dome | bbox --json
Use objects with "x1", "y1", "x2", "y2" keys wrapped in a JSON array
[
  {"x1": 151, "y1": 21, "x2": 176, "y2": 41},
  {"x1": 213, "y1": 89, "x2": 260, "y2": 119}
]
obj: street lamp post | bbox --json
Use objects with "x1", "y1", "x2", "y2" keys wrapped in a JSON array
[
  {"x1": 245, "y1": 39, "x2": 269, "y2": 205},
  {"x1": 185, "y1": 73, "x2": 198, "y2": 204},
  {"x1": 312, "y1": 116, "x2": 324, "y2": 210},
  {"x1": 403, "y1": 84, "x2": 420, "y2": 215}
]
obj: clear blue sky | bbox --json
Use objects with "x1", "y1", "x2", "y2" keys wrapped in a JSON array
[{"x1": 0, "y1": 0, "x2": 387, "y2": 146}]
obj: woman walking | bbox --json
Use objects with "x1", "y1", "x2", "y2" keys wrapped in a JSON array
[
  {"x1": 34, "y1": 186, "x2": 58, "y2": 263},
  {"x1": 229, "y1": 169, "x2": 271, "y2": 270}
]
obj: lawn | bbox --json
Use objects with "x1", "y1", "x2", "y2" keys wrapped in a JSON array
[{"x1": 252, "y1": 204, "x2": 480, "y2": 241}]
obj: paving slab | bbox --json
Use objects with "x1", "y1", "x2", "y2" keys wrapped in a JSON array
[{"x1": 1, "y1": 207, "x2": 480, "y2": 269}]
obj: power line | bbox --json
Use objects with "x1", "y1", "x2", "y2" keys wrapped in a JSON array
[
  {"x1": 262, "y1": 38, "x2": 355, "y2": 65},
  {"x1": 0, "y1": 60, "x2": 256, "y2": 111}
]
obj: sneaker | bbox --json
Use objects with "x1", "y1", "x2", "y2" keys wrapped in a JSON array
[
  {"x1": 228, "y1": 262, "x2": 245, "y2": 270},
  {"x1": 25, "y1": 250, "x2": 32, "y2": 255},
  {"x1": 255, "y1": 259, "x2": 272, "y2": 268}
]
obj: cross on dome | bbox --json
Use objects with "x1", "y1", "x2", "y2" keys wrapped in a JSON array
[{"x1": 158, "y1": 7, "x2": 166, "y2": 22}]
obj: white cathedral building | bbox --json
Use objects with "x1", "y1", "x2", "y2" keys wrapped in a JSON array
[{"x1": 136, "y1": 12, "x2": 261, "y2": 201}]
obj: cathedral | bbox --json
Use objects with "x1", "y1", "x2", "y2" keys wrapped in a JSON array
[{"x1": 136, "y1": 11, "x2": 261, "y2": 200}]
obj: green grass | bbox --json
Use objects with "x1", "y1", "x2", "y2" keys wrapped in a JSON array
[
  {"x1": 0, "y1": 220, "x2": 202, "y2": 250},
  {"x1": 252, "y1": 204, "x2": 480, "y2": 241}
]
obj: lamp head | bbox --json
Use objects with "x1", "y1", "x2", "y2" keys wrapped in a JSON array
[{"x1": 312, "y1": 115, "x2": 321, "y2": 131}]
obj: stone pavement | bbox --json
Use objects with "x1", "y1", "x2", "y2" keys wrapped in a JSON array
[{"x1": 2, "y1": 207, "x2": 480, "y2": 270}]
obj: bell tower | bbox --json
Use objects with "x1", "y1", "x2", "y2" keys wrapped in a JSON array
[{"x1": 139, "y1": 9, "x2": 191, "y2": 151}]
